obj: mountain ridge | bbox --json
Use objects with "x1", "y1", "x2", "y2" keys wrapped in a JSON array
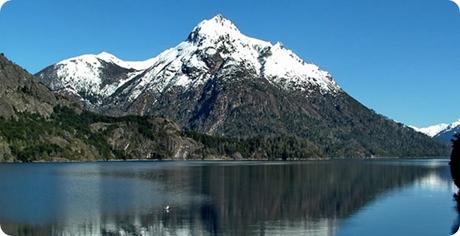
[{"x1": 35, "y1": 15, "x2": 450, "y2": 158}]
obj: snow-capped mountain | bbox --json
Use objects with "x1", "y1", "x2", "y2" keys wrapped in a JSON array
[
  {"x1": 36, "y1": 15, "x2": 448, "y2": 157},
  {"x1": 37, "y1": 15, "x2": 339, "y2": 106},
  {"x1": 412, "y1": 119, "x2": 460, "y2": 143}
]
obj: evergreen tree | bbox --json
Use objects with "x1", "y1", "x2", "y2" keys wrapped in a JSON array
[{"x1": 451, "y1": 134, "x2": 460, "y2": 188}]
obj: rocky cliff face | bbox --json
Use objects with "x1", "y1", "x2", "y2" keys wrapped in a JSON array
[
  {"x1": 0, "y1": 54, "x2": 58, "y2": 117},
  {"x1": 88, "y1": 117, "x2": 203, "y2": 160},
  {"x1": 36, "y1": 15, "x2": 449, "y2": 157}
]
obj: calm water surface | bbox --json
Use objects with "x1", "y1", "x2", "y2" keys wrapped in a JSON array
[{"x1": 0, "y1": 159, "x2": 456, "y2": 236}]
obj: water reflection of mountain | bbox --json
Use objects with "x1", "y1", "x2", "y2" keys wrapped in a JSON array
[{"x1": 0, "y1": 161, "x2": 447, "y2": 236}]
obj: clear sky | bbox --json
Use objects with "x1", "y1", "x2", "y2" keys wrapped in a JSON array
[{"x1": 0, "y1": 0, "x2": 459, "y2": 127}]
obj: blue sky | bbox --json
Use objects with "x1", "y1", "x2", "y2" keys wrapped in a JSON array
[{"x1": 0, "y1": 0, "x2": 459, "y2": 127}]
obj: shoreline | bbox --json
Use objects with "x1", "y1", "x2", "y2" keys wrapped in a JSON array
[{"x1": 0, "y1": 156, "x2": 449, "y2": 164}]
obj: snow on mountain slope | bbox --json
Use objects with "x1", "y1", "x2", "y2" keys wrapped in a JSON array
[
  {"x1": 37, "y1": 52, "x2": 157, "y2": 102},
  {"x1": 446, "y1": 119, "x2": 460, "y2": 132},
  {"x1": 434, "y1": 119, "x2": 460, "y2": 142},
  {"x1": 411, "y1": 124, "x2": 449, "y2": 137},
  {"x1": 37, "y1": 15, "x2": 340, "y2": 105},
  {"x1": 95, "y1": 52, "x2": 158, "y2": 70},
  {"x1": 161, "y1": 15, "x2": 338, "y2": 93},
  {"x1": 412, "y1": 119, "x2": 460, "y2": 140}
]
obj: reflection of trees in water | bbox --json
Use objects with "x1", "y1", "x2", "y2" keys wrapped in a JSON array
[
  {"x1": 198, "y1": 162, "x2": 431, "y2": 234},
  {"x1": 4, "y1": 161, "x2": 440, "y2": 236}
]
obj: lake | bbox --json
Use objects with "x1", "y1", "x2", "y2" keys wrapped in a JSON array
[{"x1": 0, "y1": 159, "x2": 456, "y2": 236}]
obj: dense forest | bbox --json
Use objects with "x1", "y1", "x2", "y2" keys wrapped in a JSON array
[
  {"x1": 0, "y1": 106, "x2": 327, "y2": 162},
  {"x1": 0, "y1": 104, "x2": 451, "y2": 162}
]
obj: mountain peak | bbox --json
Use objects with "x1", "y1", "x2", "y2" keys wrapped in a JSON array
[
  {"x1": 188, "y1": 14, "x2": 242, "y2": 43},
  {"x1": 97, "y1": 51, "x2": 119, "y2": 61},
  {"x1": 207, "y1": 14, "x2": 238, "y2": 29}
]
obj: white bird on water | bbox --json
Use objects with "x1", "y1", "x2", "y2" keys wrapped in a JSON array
[
  {"x1": 0, "y1": 225, "x2": 11, "y2": 236},
  {"x1": 451, "y1": 0, "x2": 460, "y2": 11},
  {"x1": 453, "y1": 225, "x2": 460, "y2": 236},
  {"x1": 0, "y1": 0, "x2": 11, "y2": 12}
]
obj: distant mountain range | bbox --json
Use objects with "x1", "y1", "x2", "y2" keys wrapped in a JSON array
[
  {"x1": 34, "y1": 15, "x2": 449, "y2": 158},
  {"x1": 412, "y1": 119, "x2": 460, "y2": 143}
]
